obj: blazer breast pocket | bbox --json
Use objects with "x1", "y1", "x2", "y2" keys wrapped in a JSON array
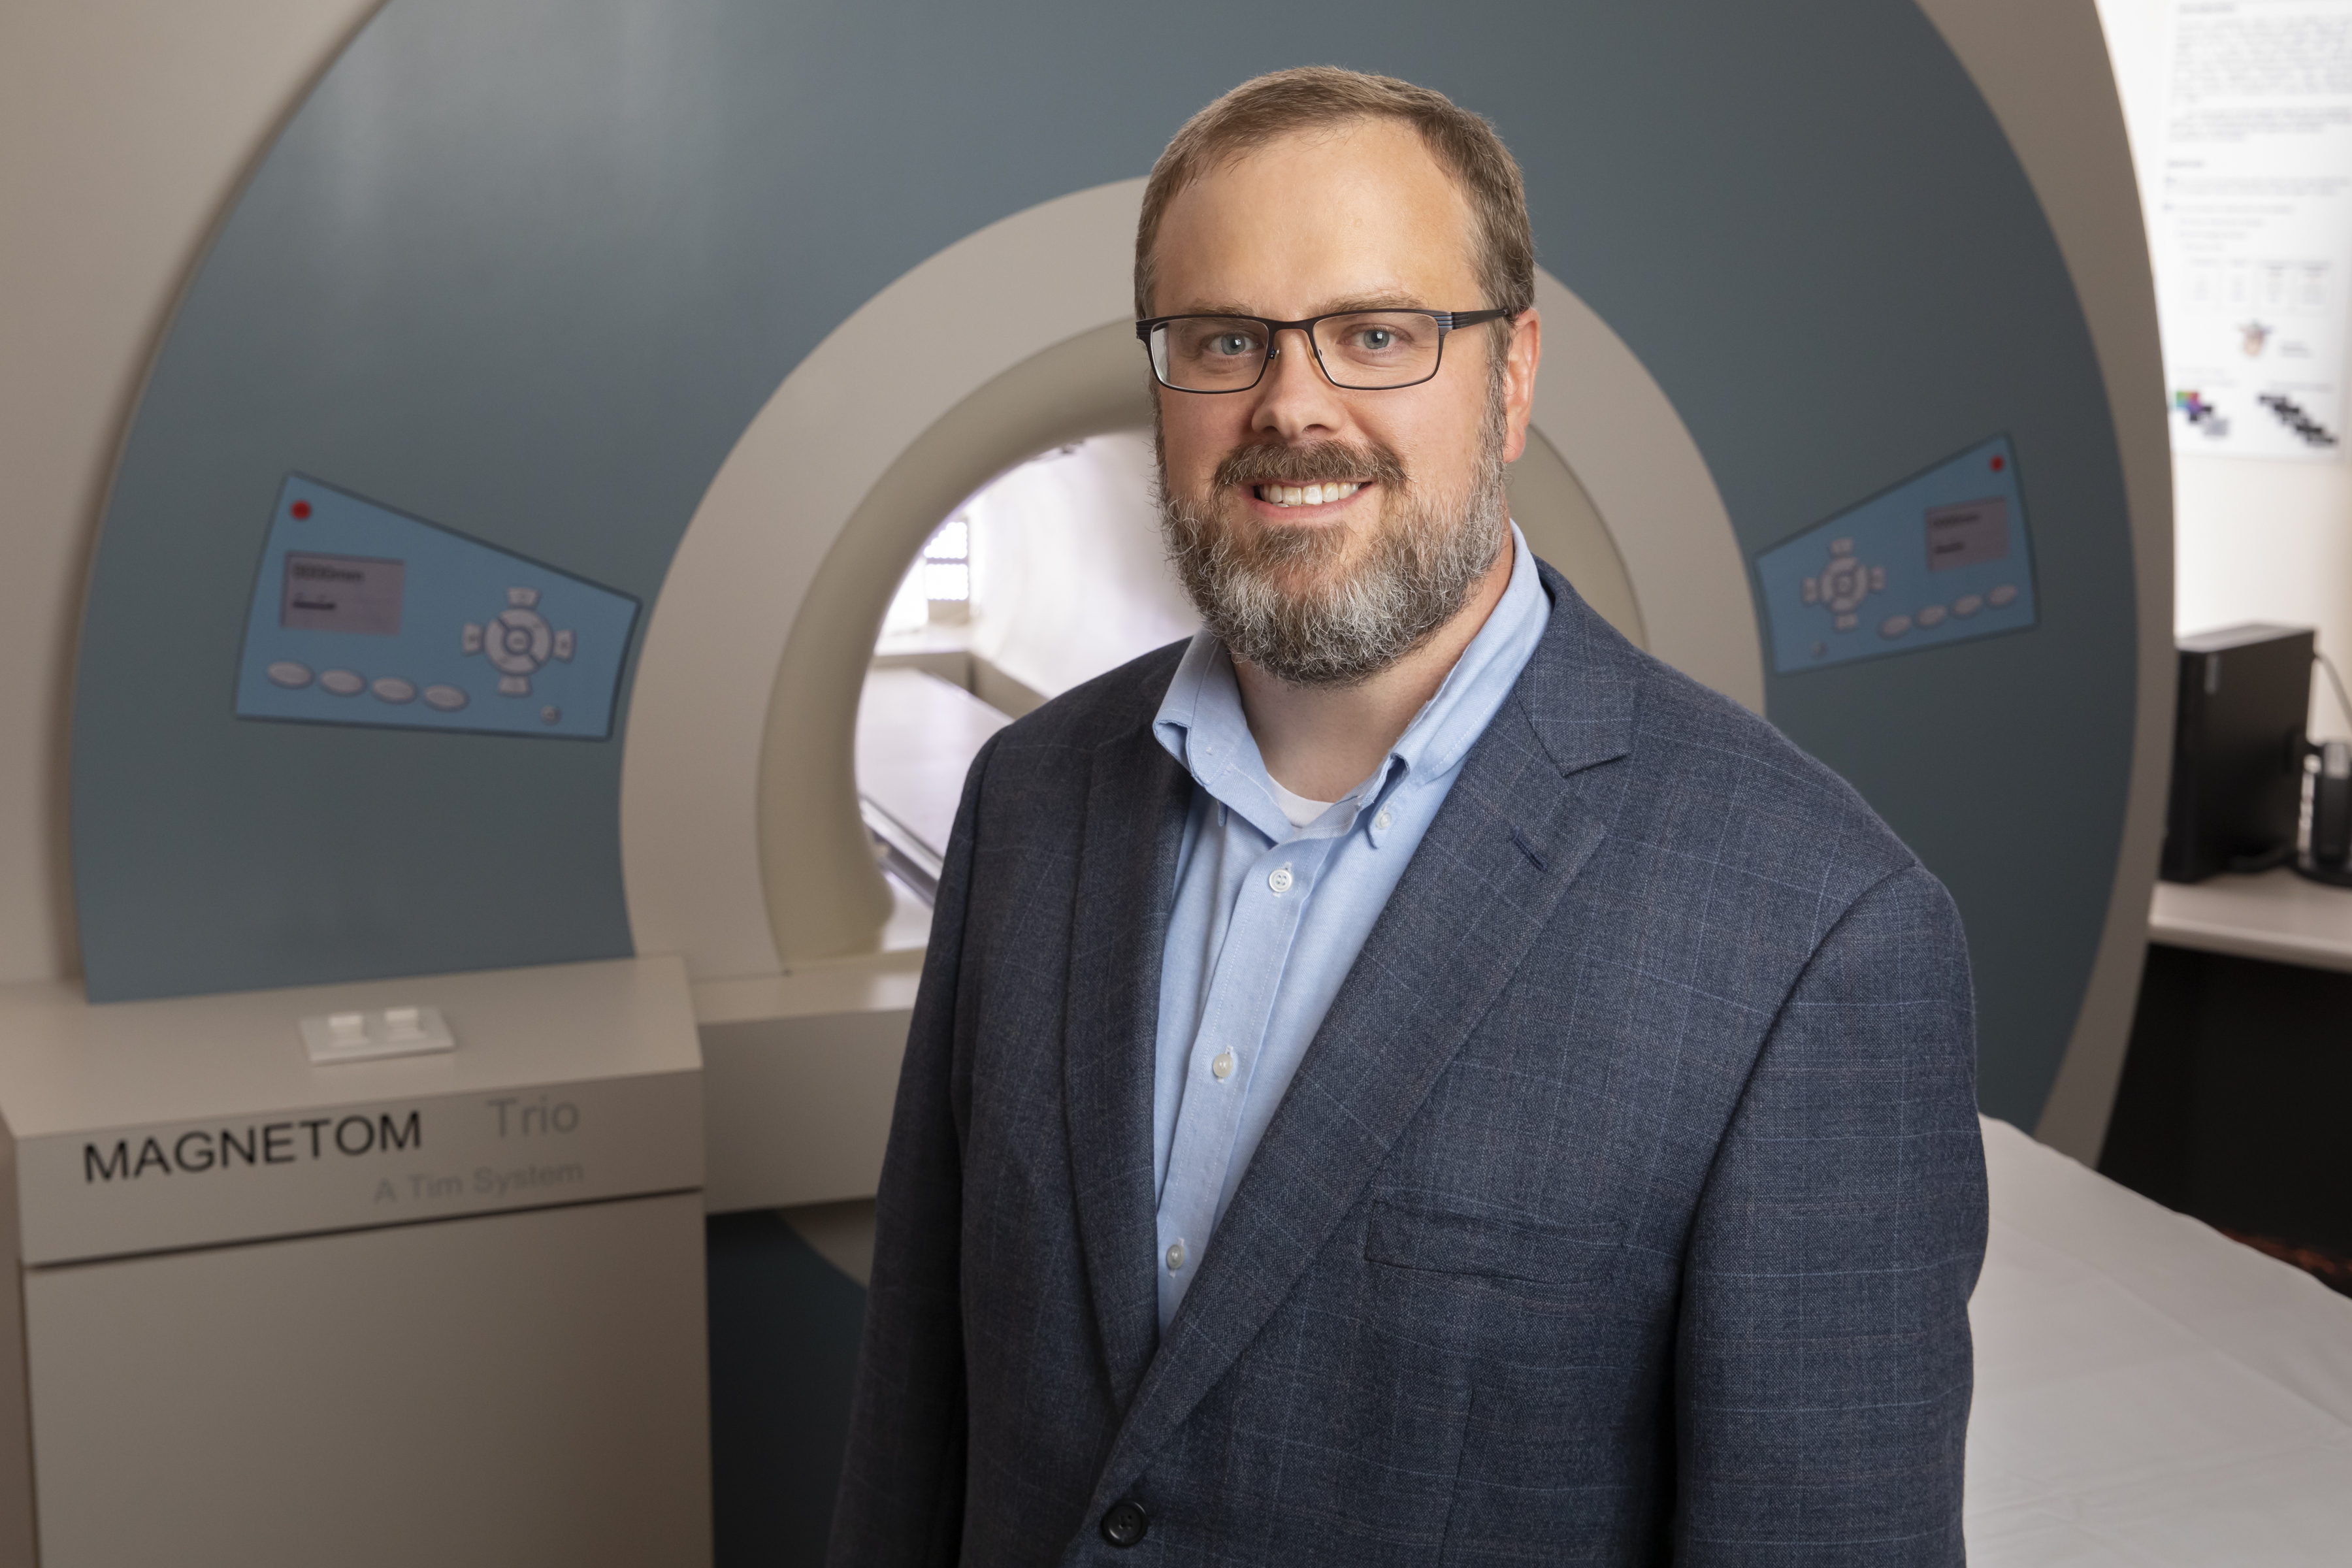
[{"x1": 1363, "y1": 1199, "x2": 1625, "y2": 1292}]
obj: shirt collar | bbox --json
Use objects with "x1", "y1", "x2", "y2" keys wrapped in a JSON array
[{"x1": 1152, "y1": 523, "x2": 1549, "y2": 844}]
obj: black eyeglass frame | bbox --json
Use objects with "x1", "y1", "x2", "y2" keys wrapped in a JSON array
[{"x1": 1134, "y1": 308, "x2": 1517, "y2": 393}]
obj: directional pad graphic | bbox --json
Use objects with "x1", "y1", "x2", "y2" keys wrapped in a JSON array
[
  {"x1": 463, "y1": 592, "x2": 577, "y2": 697},
  {"x1": 1801, "y1": 539, "x2": 1886, "y2": 633}
]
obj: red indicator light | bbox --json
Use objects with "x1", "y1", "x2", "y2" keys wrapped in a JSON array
[
  {"x1": 1989, "y1": 455, "x2": 2005, "y2": 472},
  {"x1": 291, "y1": 500, "x2": 312, "y2": 519}
]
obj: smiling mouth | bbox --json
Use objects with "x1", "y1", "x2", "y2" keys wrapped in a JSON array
[{"x1": 1252, "y1": 481, "x2": 1365, "y2": 508}]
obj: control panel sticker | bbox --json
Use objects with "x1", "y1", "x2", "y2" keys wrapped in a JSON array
[
  {"x1": 1754, "y1": 434, "x2": 2036, "y2": 674},
  {"x1": 235, "y1": 475, "x2": 640, "y2": 738}
]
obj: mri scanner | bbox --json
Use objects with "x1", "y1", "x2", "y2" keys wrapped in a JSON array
[{"x1": 3, "y1": 0, "x2": 2348, "y2": 1561}]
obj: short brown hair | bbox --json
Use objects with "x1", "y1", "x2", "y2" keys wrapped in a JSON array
[{"x1": 1134, "y1": 67, "x2": 1536, "y2": 321}]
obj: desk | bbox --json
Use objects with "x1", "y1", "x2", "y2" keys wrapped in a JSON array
[{"x1": 2149, "y1": 866, "x2": 2352, "y2": 972}]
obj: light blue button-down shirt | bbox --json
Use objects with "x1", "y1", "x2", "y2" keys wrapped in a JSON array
[{"x1": 1147, "y1": 525, "x2": 1550, "y2": 1327}]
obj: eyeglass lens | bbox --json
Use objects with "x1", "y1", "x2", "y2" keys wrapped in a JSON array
[{"x1": 1149, "y1": 313, "x2": 1447, "y2": 391}]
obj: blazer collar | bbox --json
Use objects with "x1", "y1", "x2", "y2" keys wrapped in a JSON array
[
  {"x1": 1517, "y1": 559, "x2": 1641, "y2": 777},
  {"x1": 1060, "y1": 717, "x2": 1194, "y2": 1409},
  {"x1": 1084, "y1": 565, "x2": 1642, "y2": 1498}
]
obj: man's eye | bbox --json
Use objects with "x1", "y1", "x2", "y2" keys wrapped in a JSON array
[
  {"x1": 1209, "y1": 334, "x2": 1254, "y2": 357},
  {"x1": 1358, "y1": 328, "x2": 1396, "y2": 351}
]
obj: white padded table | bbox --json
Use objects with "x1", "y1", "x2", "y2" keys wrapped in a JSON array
[
  {"x1": 857, "y1": 666, "x2": 1011, "y2": 859},
  {"x1": 1967, "y1": 1117, "x2": 2352, "y2": 1563}
]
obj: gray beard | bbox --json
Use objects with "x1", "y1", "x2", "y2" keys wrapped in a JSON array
[{"x1": 1156, "y1": 383, "x2": 1511, "y2": 689}]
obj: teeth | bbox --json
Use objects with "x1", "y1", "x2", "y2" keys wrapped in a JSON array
[{"x1": 1258, "y1": 482, "x2": 1362, "y2": 508}]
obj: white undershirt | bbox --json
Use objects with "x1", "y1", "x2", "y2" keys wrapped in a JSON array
[{"x1": 1268, "y1": 777, "x2": 1337, "y2": 829}]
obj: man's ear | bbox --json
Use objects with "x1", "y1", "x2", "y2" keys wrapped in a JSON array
[{"x1": 1499, "y1": 307, "x2": 1542, "y2": 465}]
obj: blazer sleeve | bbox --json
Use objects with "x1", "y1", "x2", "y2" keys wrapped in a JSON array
[
  {"x1": 827, "y1": 733, "x2": 1002, "y2": 1568},
  {"x1": 1673, "y1": 862, "x2": 1989, "y2": 1566}
]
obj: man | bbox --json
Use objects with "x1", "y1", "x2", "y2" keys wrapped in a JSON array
[{"x1": 834, "y1": 67, "x2": 1985, "y2": 1566}]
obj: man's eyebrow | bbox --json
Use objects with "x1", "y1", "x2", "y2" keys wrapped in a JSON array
[
  {"x1": 1155, "y1": 294, "x2": 1436, "y2": 319},
  {"x1": 1159, "y1": 301, "x2": 1262, "y2": 319},
  {"x1": 1313, "y1": 294, "x2": 1432, "y2": 316}
]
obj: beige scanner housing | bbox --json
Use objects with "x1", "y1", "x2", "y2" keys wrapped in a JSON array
[{"x1": 0, "y1": 960, "x2": 709, "y2": 1567}]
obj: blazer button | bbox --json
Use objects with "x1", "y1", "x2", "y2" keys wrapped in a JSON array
[{"x1": 1100, "y1": 1499, "x2": 1149, "y2": 1548}]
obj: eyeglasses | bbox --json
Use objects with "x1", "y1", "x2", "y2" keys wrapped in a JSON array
[{"x1": 1135, "y1": 308, "x2": 1514, "y2": 393}]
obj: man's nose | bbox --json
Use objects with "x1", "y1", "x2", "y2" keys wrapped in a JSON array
[{"x1": 1250, "y1": 326, "x2": 1345, "y2": 440}]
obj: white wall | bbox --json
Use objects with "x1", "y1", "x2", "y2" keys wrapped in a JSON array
[
  {"x1": 0, "y1": 0, "x2": 385, "y2": 987},
  {"x1": 2097, "y1": 0, "x2": 2352, "y2": 728}
]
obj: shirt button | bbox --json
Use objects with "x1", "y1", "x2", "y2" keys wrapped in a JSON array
[
  {"x1": 1166, "y1": 1240, "x2": 1186, "y2": 1273},
  {"x1": 1267, "y1": 865, "x2": 1294, "y2": 893},
  {"x1": 1375, "y1": 809, "x2": 1393, "y2": 831},
  {"x1": 1211, "y1": 1051, "x2": 1235, "y2": 1080}
]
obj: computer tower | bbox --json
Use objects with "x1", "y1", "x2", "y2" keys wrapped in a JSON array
[{"x1": 2163, "y1": 623, "x2": 2313, "y2": 883}]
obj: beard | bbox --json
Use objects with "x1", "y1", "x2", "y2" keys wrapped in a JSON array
[{"x1": 1156, "y1": 370, "x2": 1511, "y2": 689}]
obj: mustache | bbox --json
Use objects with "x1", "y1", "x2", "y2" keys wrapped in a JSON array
[{"x1": 1211, "y1": 439, "x2": 1408, "y2": 491}]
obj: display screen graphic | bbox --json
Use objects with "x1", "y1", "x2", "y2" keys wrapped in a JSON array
[
  {"x1": 1923, "y1": 498, "x2": 2009, "y2": 571},
  {"x1": 281, "y1": 552, "x2": 404, "y2": 634}
]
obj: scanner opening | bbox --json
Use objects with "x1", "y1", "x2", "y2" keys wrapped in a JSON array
[{"x1": 856, "y1": 432, "x2": 1196, "y2": 902}]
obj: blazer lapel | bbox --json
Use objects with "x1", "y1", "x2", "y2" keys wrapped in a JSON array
[
  {"x1": 1089, "y1": 568, "x2": 1642, "y2": 1493},
  {"x1": 1060, "y1": 719, "x2": 1193, "y2": 1409}
]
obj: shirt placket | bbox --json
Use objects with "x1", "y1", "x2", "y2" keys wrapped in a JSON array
[{"x1": 1154, "y1": 830, "x2": 1335, "y2": 1323}]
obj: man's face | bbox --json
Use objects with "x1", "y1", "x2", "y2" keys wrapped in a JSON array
[{"x1": 1150, "y1": 117, "x2": 1541, "y2": 686}]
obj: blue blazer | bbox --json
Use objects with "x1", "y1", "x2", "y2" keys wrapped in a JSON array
[{"x1": 832, "y1": 562, "x2": 1987, "y2": 1566}]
